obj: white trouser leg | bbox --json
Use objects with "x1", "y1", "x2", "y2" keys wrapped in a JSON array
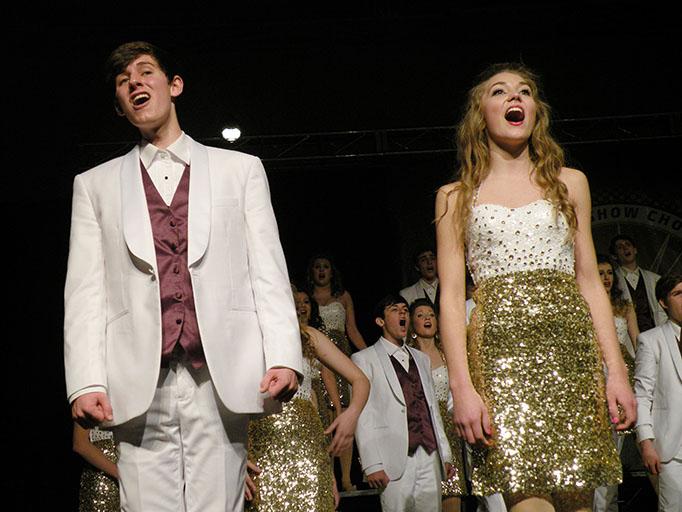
[
  {"x1": 658, "y1": 456, "x2": 682, "y2": 512},
  {"x1": 114, "y1": 363, "x2": 248, "y2": 512},
  {"x1": 380, "y1": 447, "x2": 441, "y2": 512}
]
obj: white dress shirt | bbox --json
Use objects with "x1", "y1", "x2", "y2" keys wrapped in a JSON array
[
  {"x1": 380, "y1": 336, "x2": 410, "y2": 371},
  {"x1": 621, "y1": 266, "x2": 642, "y2": 290},
  {"x1": 139, "y1": 132, "x2": 191, "y2": 206}
]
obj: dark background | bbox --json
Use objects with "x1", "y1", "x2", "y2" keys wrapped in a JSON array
[{"x1": 4, "y1": 2, "x2": 679, "y2": 509}]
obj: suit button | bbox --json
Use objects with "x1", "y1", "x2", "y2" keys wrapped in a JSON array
[{"x1": 401, "y1": 408, "x2": 405, "y2": 413}]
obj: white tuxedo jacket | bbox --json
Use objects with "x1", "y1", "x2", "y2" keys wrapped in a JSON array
[
  {"x1": 614, "y1": 267, "x2": 667, "y2": 327},
  {"x1": 634, "y1": 321, "x2": 682, "y2": 462},
  {"x1": 399, "y1": 279, "x2": 438, "y2": 306},
  {"x1": 64, "y1": 136, "x2": 302, "y2": 426},
  {"x1": 351, "y1": 340, "x2": 452, "y2": 481}
]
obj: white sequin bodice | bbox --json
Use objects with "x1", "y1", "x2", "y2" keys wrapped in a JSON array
[
  {"x1": 431, "y1": 365, "x2": 450, "y2": 402},
  {"x1": 295, "y1": 357, "x2": 319, "y2": 402},
  {"x1": 467, "y1": 200, "x2": 575, "y2": 283},
  {"x1": 318, "y1": 301, "x2": 346, "y2": 331},
  {"x1": 615, "y1": 315, "x2": 635, "y2": 359},
  {"x1": 89, "y1": 427, "x2": 114, "y2": 443}
]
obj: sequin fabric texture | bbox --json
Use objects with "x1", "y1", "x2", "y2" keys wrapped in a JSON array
[
  {"x1": 465, "y1": 200, "x2": 622, "y2": 495},
  {"x1": 318, "y1": 302, "x2": 352, "y2": 408},
  {"x1": 78, "y1": 430, "x2": 119, "y2": 512},
  {"x1": 246, "y1": 358, "x2": 334, "y2": 512},
  {"x1": 432, "y1": 365, "x2": 467, "y2": 496}
]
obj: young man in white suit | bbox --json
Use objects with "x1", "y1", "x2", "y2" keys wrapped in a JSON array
[
  {"x1": 64, "y1": 42, "x2": 302, "y2": 512},
  {"x1": 610, "y1": 234, "x2": 667, "y2": 330},
  {"x1": 399, "y1": 247, "x2": 439, "y2": 308},
  {"x1": 635, "y1": 273, "x2": 682, "y2": 511},
  {"x1": 352, "y1": 294, "x2": 453, "y2": 512}
]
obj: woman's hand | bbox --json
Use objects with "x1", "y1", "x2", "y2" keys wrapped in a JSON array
[
  {"x1": 324, "y1": 407, "x2": 359, "y2": 455},
  {"x1": 451, "y1": 386, "x2": 494, "y2": 446},
  {"x1": 605, "y1": 371, "x2": 637, "y2": 431},
  {"x1": 244, "y1": 460, "x2": 261, "y2": 501}
]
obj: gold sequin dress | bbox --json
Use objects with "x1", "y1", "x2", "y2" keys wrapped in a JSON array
[
  {"x1": 246, "y1": 357, "x2": 334, "y2": 512},
  {"x1": 318, "y1": 301, "x2": 352, "y2": 408},
  {"x1": 432, "y1": 364, "x2": 467, "y2": 496},
  {"x1": 78, "y1": 428, "x2": 119, "y2": 512},
  {"x1": 466, "y1": 198, "x2": 621, "y2": 496}
]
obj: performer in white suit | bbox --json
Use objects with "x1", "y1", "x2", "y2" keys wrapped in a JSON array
[
  {"x1": 64, "y1": 41, "x2": 302, "y2": 512},
  {"x1": 635, "y1": 273, "x2": 682, "y2": 511},
  {"x1": 352, "y1": 294, "x2": 453, "y2": 512},
  {"x1": 610, "y1": 234, "x2": 667, "y2": 330},
  {"x1": 399, "y1": 247, "x2": 439, "y2": 309}
]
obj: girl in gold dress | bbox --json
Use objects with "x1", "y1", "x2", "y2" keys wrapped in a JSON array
[
  {"x1": 435, "y1": 63, "x2": 637, "y2": 512},
  {"x1": 408, "y1": 298, "x2": 467, "y2": 512},
  {"x1": 306, "y1": 253, "x2": 368, "y2": 491},
  {"x1": 246, "y1": 287, "x2": 370, "y2": 512},
  {"x1": 72, "y1": 423, "x2": 119, "y2": 512}
]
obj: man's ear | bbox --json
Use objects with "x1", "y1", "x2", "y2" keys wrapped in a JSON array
[
  {"x1": 375, "y1": 317, "x2": 385, "y2": 328},
  {"x1": 658, "y1": 298, "x2": 668, "y2": 312},
  {"x1": 114, "y1": 102, "x2": 126, "y2": 117},
  {"x1": 170, "y1": 75, "x2": 184, "y2": 100}
]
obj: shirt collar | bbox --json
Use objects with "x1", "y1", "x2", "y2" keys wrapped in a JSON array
[
  {"x1": 139, "y1": 131, "x2": 190, "y2": 169},
  {"x1": 670, "y1": 321, "x2": 681, "y2": 341},
  {"x1": 380, "y1": 336, "x2": 407, "y2": 356},
  {"x1": 621, "y1": 266, "x2": 640, "y2": 276},
  {"x1": 419, "y1": 277, "x2": 439, "y2": 290}
]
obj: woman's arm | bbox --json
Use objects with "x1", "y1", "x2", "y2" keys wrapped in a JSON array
[
  {"x1": 435, "y1": 184, "x2": 492, "y2": 445},
  {"x1": 341, "y1": 291, "x2": 367, "y2": 350},
  {"x1": 308, "y1": 326, "x2": 370, "y2": 455},
  {"x1": 563, "y1": 168, "x2": 637, "y2": 430},
  {"x1": 72, "y1": 423, "x2": 119, "y2": 479},
  {"x1": 320, "y1": 364, "x2": 342, "y2": 414},
  {"x1": 625, "y1": 303, "x2": 640, "y2": 351}
]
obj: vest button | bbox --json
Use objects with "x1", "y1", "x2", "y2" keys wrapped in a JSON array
[
  {"x1": 170, "y1": 219, "x2": 176, "y2": 227},
  {"x1": 173, "y1": 265, "x2": 180, "y2": 274},
  {"x1": 176, "y1": 318, "x2": 182, "y2": 325},
  {"x1": 174, "y1": 291, "x2": 183, "y2": 300}
]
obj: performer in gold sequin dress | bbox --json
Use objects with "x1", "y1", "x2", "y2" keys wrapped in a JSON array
[
  {"x1": 307, "y1": 254, "x2": 368, "y2": 491},
  {"x1": 245, "y1": 288, "x2": 370, "y2": 511},
  {"x1": 594, "y1": 255, "x2": 640, "y2": 512},
  {"x1": 408, "y1": 298, "x2": 467, "y2": 512},
  {"x1": 73, "y1": 424, "x2": 119, "y2": 512},
  {"x1": 435, "y1": 63, "x2": 636, "y2": 511}
]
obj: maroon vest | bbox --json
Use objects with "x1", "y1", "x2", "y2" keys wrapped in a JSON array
[
  {"x1": 390, "y1": 353, "x2": 438, "y2": 456},
  {"x1": 141, "y1": 162, "x2": 205, "y2": 368},
  {"x1": 626, "y1": 272, "x2": 655, "y2": 332}
]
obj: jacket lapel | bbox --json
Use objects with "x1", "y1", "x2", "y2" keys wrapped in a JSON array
[
  {"x1": 406, "y1": 345, "x2": 433, "y2": 407},
  {"x1": 120, "y1": 145, "x2": 157, "y2": 274},
  {"x1": 187, "y1": 136, "x2": 211, "y2": 268},
  {"x1": 662, "y1": 321, "x2": 682, "y2": 382},
  {"x1": 374, "y1": 342, "x2": 406, "y2": 405}
]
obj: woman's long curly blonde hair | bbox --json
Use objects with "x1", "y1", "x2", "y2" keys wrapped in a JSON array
[{"x1": 441, "y1": 63, "x2": 577, "y2": 243}]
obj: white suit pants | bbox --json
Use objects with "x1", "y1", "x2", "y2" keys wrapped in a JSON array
[
  {"x1": 380, "y1": 446, "x2": 441, "y2": 512},
  {"x1": 113, "y1": 361, "x2": 249, "y2": 512}
]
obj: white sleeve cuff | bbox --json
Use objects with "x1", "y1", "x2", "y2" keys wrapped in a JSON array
[{"x1": 68, "y1": 385, "x2": 107, "y2": 404}]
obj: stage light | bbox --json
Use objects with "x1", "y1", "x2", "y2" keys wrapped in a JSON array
[{"x1": 221, "y1": 127, "x2": 241, "y2": 142}]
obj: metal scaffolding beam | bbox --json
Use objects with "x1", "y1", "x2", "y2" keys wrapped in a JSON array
[{"x1": 76, "y1": 112, "x2": 682, "y2": 169}]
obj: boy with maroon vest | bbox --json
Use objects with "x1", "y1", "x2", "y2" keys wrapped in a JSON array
[
  {"x1": 64, "y1": 41, "x2": 302, "y2": 512},
  {"x1": 352, "y1": 294, "x2": 453, "y2": 511}
]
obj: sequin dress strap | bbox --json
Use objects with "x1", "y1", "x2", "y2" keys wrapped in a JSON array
[{"x1": 472, "y1": 186, "x2": 481, "y2": 208}]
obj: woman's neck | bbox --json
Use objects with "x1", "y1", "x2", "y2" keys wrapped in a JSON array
[
  {"x1": 416, "y1": 336, "x2": 436, "y2": 350},
  {"x1": 487, "y1": 139, "x2": 532, "y2": 175}
]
